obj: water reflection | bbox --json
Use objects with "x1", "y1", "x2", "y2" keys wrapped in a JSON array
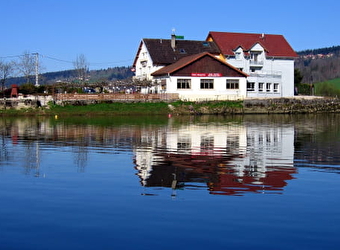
[
  {"x1": 293, "y1": 114, "x2": 340, "y2": 173},
  {"x1": 1, "y1": 115, "x2": 339, "y2": 195},
  {"x1": 135, "y1": 118, "x2": 296, "y2": 195}
]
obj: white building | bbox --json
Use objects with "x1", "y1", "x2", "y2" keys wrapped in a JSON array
[
  {"x1": 207, "y1": 31, "x2": 298, "y2": 98},
  {"x1": 151, "y1": 52, "x2": 248, "y2": 101},
  {"x1": 133, "y1": 32, "x2": 298, "y2": 100},
  {"x1": 132, "y1": 35, "x2": 220, "y2": 93}
]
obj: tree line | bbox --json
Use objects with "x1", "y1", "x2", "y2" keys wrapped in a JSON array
[
  {"x1": 295, "y1": 45, "x2": 340, "y2": 84},
  {"x1": 0, "y1": 52, "x2": 134, "y2": 88}
]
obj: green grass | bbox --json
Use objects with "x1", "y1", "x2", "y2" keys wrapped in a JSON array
[
  {"x1": 0, "y1": 100, "x2": 246, "y2": 117},
  {"x1": 315, "y1": 78, "x2": 340, "y2": 97}
]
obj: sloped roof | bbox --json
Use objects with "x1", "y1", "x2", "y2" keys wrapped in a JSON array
[
  {"x1": 207, "y1": 31, "x2": 298, "y2": 58},
  {"x1": 133, "y1": 38, "x2": 220, "y2": 67},
  {"x1": 151, "y1": 52, "x2": 248, "y2": 77}
]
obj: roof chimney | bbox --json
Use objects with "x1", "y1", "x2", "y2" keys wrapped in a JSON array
[{"x1": 171, "y1": 33, "x2": 176, "y2": 51}]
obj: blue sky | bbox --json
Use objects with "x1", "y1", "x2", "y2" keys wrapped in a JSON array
[{"x1": 1, "y1": 0, "x2": 339, "y2": 73}]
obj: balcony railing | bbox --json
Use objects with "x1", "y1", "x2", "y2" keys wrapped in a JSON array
[
  {"x1": 249, "y1": 71, "x2": 282, "y2": 79},
  {"x1": 249, "y1": 60, "x2": 264, "y2": 66}
]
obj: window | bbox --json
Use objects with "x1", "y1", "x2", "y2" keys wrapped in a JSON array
[
  {"x1": 201, "y1": 136, "x2": 214, "y2": 151},
  {"x1": 250, "y1": 52, "x2": 261, "y2": 62},
  {"x1": 259, "y1": 82, "x2": 264, "y2": 92},
  {"x1": 235, "y1": 52, "x2": 241, "y2": 60},
  {"x1": 274, "y1": 83, "x2": 279, "y2": 92},
  {"x1": 266, "y1": 83, "x2": 271, "y2": 92},
  {"x1": 226, "y1": 79, "x2": 239, "y2": 89},
  {"x1": 200, "y1": 79, "x2": 214, "y2": 89},
  {"x1": 247, "y1": 82, "x2": 255, "y2": 91},
  {"x1": 177, "y1": 137, "x2": 191, "y2": 153},
  {"x1": 177, "y1": 79, "x2": 191, "y2": 89},
  {"x1": 179, "y1": 48, "x2": 186, "y2": 54}
]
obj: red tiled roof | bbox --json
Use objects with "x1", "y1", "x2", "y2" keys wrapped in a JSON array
[
  {"x1": 207, "y1": 31, "x2": 298, "y2": 58},
  {"x1": 151, "y1": 52, "x2": 248, "y2": 77}
]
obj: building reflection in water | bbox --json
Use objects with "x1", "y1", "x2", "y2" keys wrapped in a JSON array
[
  {"x1": 135, "y1": 120, "x2": 296, "y2": 196},
  {"x1": 0, "y1": 117, "x2": 297, "y2": 195}
]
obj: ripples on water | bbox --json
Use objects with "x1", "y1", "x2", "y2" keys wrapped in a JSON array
[{"x1": 0, "y1": 115, "x2": 339, "y2": 249}]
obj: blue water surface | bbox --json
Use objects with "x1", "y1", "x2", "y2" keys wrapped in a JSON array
[{"x1": 0, "y1": 115, "x2": 339, "y2": 250}]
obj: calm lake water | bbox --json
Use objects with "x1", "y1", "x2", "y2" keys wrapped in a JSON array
[{"x1": 0, "y1": 114, "x2": 339, "y2": 250}]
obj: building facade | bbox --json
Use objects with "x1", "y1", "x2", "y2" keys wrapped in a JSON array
[
  {"x1": 133, "y1": 35, "x2": 220, "y2": 82},
  {"x1": 207, "y1": 32, "x2": 298, "y2": 98},
  {"x1": 133, "y1": 32, "x2": 298, "y2": 100},
  {"x1": 151, "y1": 52, "x2": 248, "y2": 101}
]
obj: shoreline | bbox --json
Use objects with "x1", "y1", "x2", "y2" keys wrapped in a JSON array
[{"x1": 0, "y1": 96, "x2": 340, "y2": 116}]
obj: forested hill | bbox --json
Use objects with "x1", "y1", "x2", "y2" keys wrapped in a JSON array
[
  {"x1": 6, "y1": 45, "x2": 340, "y2": 86},
  {"x1": 6, "y1": 66, "x2": 134, "y2": 86},
  {"x1": 295, "y1": 45, "x2": 340, "y2": 84}
]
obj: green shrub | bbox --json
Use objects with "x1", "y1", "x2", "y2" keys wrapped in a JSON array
[
  {"x1": 296, "y1": 83, "x2": 312, "y2": 95},
  {"x1": 315, "y1": 82, "x2": 340, "y2": 97}
]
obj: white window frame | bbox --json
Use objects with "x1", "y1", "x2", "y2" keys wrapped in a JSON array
[
  {"x1": 259, "y1": 82, "x2": 264, "y2": 92},
  {"x1": 177, "y1": 79, "x2": 191, "y2": 89},
  {"x1": 226, "y1": 79, "x2": 239, "y2": 89},
  {"x1": 200, "y1": 79, "x2": 214, "y2": 89},
  {"x1": 247, "y1": 82, "x2": 255, "y2": 91}
]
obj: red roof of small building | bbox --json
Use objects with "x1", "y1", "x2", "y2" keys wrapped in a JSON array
[
  {"x1": 151, "y1": 52, "x2": 248, "y2": 77},
  {"x1": 207, "y1": 31, "x2": 298, "y2": 58}
]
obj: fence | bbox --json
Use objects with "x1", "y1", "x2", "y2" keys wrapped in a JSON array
[{"x1": 55, "y1": 93, "x2": 179, "y2": 102}]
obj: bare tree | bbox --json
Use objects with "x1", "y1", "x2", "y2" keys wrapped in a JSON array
[
  {"x1": 16, "y1": 51, "x2": 36, "y2": 84},
  {"x1": 0, "y1": 60, "x2": 14, "y2": 92},
  {"x1": 73, "y1": 54, "x2": 89, "y2": 84}
]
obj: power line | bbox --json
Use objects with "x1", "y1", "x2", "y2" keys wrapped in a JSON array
[
  {"x1": 0, "y1": 54, "x2": 23, "y2": 59},
  {"x1": 42, "y1": 55, "x2": 73, "y2": 64},
  {"x1": 1, "y1": 53, "x2": 134, "y2": 72}
]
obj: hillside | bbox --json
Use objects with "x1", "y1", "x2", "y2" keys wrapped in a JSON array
[
  {"x1": 6, "y1": 66, "x2": 134, "y2": 86},
  {"x1": 295, "y1": 45, "x2": 340, "y2": 84},
  {"x1": 5, "y1": 45, "x2": 340, "y2": 88}
]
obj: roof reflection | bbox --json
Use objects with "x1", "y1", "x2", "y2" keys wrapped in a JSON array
[{"x1": 135, "y1": 122, "x2": 296, "y2": 195}]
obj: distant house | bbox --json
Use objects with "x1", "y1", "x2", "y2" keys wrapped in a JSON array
[
  {"x1": 132, "y1": 34, "x2": 220, "y2": 93},
  {"x1": 151, "y1": 52, "x2": 248, "y2": 101},
  {"x1": 207, "y1": 31, "x2": 298, "y2": 97},
  {"x1": 133, "y1": 31, "x2": 298, "y2": 99}
]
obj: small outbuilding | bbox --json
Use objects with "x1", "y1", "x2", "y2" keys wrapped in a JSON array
[{"x1": 151, "y1": 52, "x2": 248, "y2": 101}]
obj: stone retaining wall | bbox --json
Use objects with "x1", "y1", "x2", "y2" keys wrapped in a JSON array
[
  {"x1": 243, "y1": 97, "x2": 340, "y2": 113},
  {"x1": 1, "y1": 95, "x2": 340, "y2": 114}
]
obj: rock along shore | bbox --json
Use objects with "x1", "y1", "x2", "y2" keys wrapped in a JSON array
[
  {"x1": 1, "y1": 95, "x2": 340, "y2": 115},
  {"x1": 170, "y1": 96, "x2": 340, "y2": 115}
]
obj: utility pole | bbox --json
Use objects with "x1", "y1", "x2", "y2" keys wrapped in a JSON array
[{"x1": 33, "y1": 52, "x2": 39, "y2": 87}]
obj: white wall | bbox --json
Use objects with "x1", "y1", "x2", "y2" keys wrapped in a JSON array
[
  {"x1": 225, "y1": 44, "x2": 295, "y2": 98},
  {"x1": 164, "y1": 76, "x2": 247, "y2": 101},
  {"x1": 134, "y1": 41, "x2": 163, "y2": 81}
]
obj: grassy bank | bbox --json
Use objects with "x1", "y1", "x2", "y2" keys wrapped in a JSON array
[
  {"x1": 0, "y1": 100, "x2": 244, "y2": 117},
  {"x1": 1, "y1": 98, "x2": 340, "y2": 116}
]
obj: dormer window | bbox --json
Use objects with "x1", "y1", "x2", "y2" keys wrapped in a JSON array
[
  {"x1": 234, "y1": 47, "x2": 243, "y2": 60},
  {"x1": 179, "y1": 48, "x2": 186, "y2": 54},
  {"x1": 249, "y1": 51, "x2": 263, "y2": 67},
  {"x1": 250, "y1": 52, "x2": 261, "y2": 62},
  {"x1": 235, "y1": 52, "x2": 241, "y2": 60}
]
